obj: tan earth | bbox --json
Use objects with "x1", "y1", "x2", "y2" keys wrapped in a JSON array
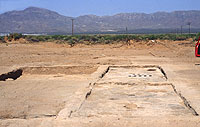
[{"x1": 0, "y1": 40, "x2": 200, "y2": 127}]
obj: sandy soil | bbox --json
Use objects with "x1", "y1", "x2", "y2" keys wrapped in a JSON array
[{"x1": 0, "y1": 40, "x2": 200, "y2": 127}]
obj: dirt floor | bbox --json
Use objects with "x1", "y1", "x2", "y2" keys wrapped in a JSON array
[{"x1": 0, "y1": 40, "x2": 200, "y2": 127}]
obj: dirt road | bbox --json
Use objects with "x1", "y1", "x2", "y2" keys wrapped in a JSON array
[{"x1": 0, "y1": 40, "x2": 200, "y2": 127}]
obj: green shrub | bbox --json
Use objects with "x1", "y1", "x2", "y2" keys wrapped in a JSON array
[
  {"x1": 10, "y1": 33, "x2": 23, "y2": 40},
  {"x1": 68, "y1": 39, "x2": 75, "y2": 47},
  {"x1": 0, "y1": 36, "x2": 6, "y2": 43},
  {"x1": 25, "y1": 36, "x2": 40, "y2": 42},
  {"x1": 194, "y1": 33, "x2": 200, "y2": 41}
]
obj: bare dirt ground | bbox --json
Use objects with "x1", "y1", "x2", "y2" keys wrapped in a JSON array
[{"x1": 0, "y1": 40, "x2": 200, "y2": 127}]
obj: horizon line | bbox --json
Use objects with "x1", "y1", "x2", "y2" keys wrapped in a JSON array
[{"x1": 1, "y1": 6, "x2": 200, "y2": 17}]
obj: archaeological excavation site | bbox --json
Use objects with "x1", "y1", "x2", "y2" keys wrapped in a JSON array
[{"x1": 0, "y1": 41, "x2": 200, "y2": 127}]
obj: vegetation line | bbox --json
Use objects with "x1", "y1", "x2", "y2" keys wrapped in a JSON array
[{"x1": 1, "y1": 33, "x2": 200, "y2": 45}]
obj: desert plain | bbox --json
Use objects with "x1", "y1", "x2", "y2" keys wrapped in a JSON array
[{"x1": 0, "y1": 39, "x2": 200, "y2": 127}]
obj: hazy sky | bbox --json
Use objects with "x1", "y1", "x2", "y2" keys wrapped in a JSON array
[{"x1": 0, "y1": 0, "x2": 200, "y2": 17}]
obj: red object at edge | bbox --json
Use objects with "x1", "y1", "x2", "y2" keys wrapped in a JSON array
[{"x1": 195, "y1": 36, "x2": 200, "y2": 57}]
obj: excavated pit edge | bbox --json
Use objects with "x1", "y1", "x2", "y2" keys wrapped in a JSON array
[
  {"x1": 68, "y1": 66, "x2": 110, "y2": 118},
  {"x1": 109, "y1": 65, "x2": 168, "y2": 80},
  {"x1": 1, "y1": 65, "x2": 197, "y2": 120},
  {"x1": 69, "y1": 65, "x2": 198, "y2": 118},
  {"x1": 68, "y1": 65, "x2": 167, "y2": 118},
  {"x1": 171, "y1": 84, "x2": 199, "y2": 116}
]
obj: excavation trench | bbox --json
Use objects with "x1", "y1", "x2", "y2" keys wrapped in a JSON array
[
  {"x1": 0, "y1": 66, "x2": 98, "y2": 120},
  {"x1": 0, "y1": 66, "x2": 98, "y2": 81},
  {"x1": 74, "y1": 82, "x2": 198, "y2": 117},
  {"x1": 22, "y1": 66, "x2": 98, "y2": 75},
  {"x1": 71, "y1": 66, "x2": 198, "y2": 118},
  {"x1": 0, "y1": 65, "x2": 198, "y2": 119}
]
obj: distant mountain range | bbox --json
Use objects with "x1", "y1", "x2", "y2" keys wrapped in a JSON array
[{"x1": 0, "y1": 7, "x2": 200, "y2": 34}]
